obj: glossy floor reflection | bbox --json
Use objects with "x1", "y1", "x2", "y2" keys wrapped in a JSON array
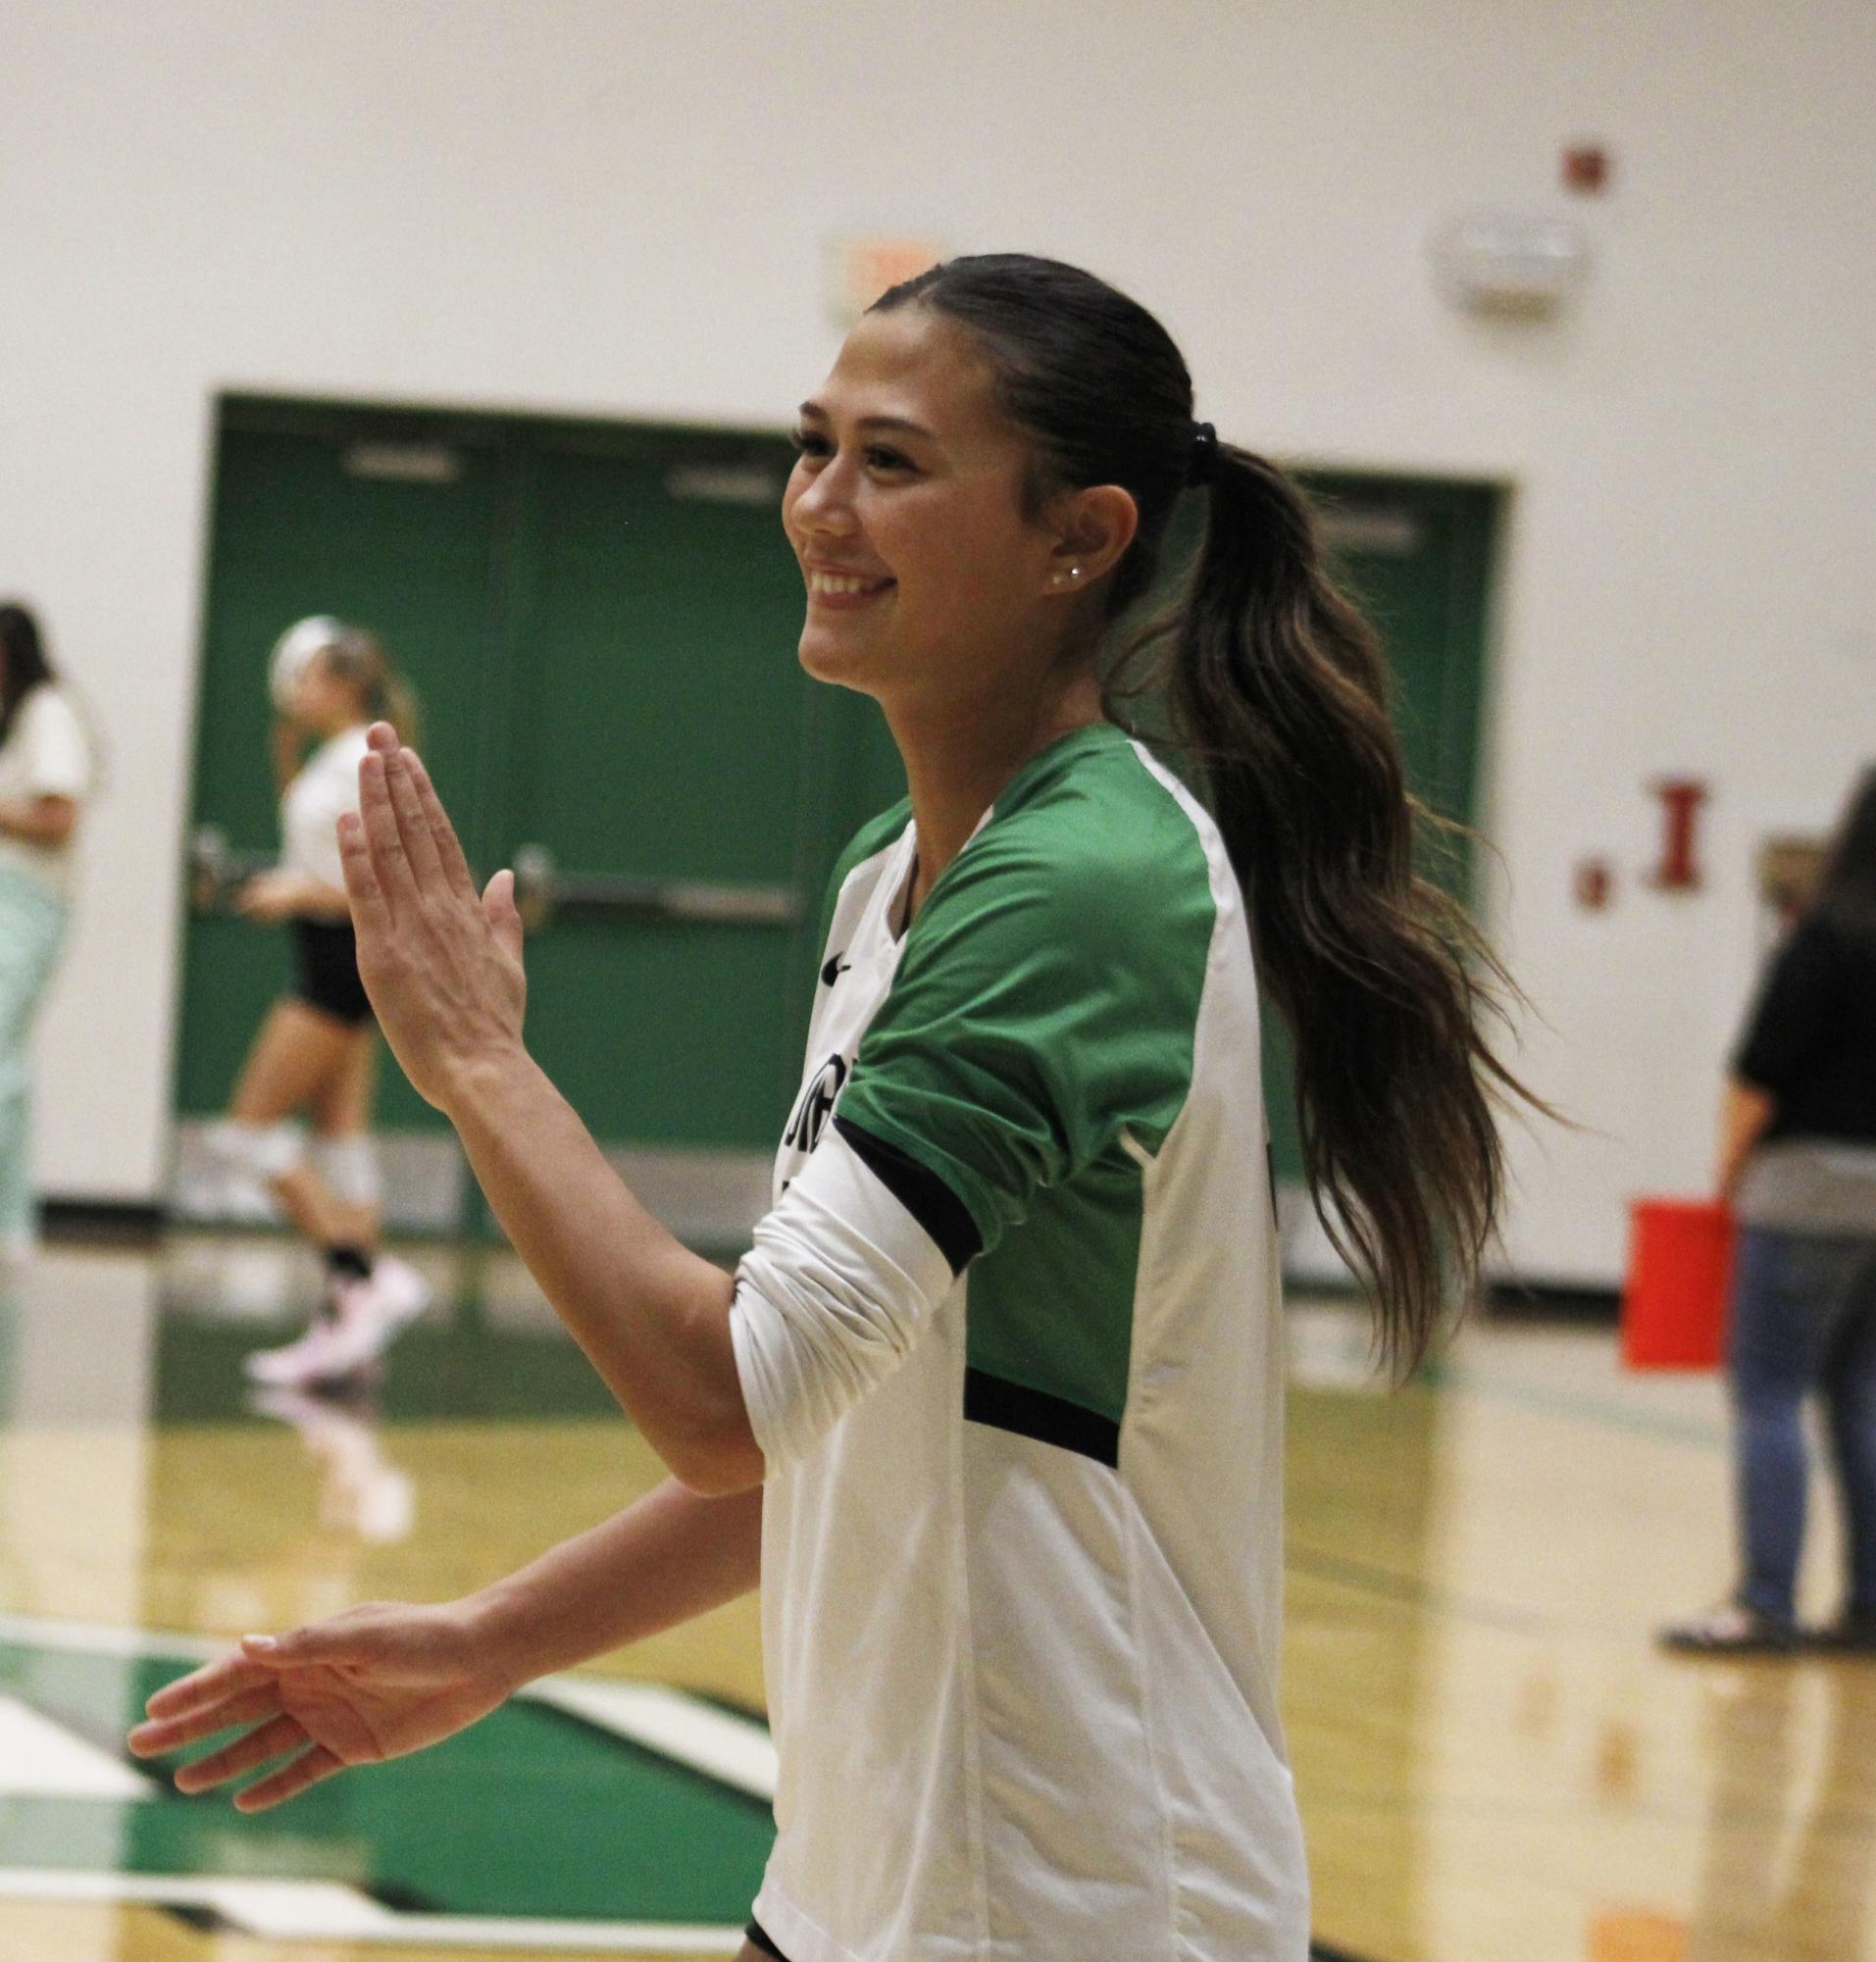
[{"x1": 1, "y1": 1239, "x2": 1872, "y2": 1962}]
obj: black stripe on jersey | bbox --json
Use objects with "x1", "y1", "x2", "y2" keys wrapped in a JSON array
[
  {"x1": 964, "y1": 1368, "x2": 1121, "y2": 1469},
  {"x1": 833, "y1": 1116, "x2": 981, "y2": 1276},
  {"x1": 745, "y1": 1919, "x2": 789, "y2": 1961}
]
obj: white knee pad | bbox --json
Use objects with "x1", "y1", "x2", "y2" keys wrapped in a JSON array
[
  {"x1": 207, "y1": 1120, "x2": 305, "y2": 1182},
  {"x1": 312, "y1": 1134, "x2": 382, "y2": 1208}
]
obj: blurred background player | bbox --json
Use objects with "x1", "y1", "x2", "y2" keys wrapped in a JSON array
[
  {"x1": 0, "y1": 600, "x2": 93, "y2": 1268},
  {"x1": 1663, "y1": 763, "x2": 1876, "y2": 1653},
  {"x1": 211, "y1": 617, "x2": 431, "y2": 1384}
]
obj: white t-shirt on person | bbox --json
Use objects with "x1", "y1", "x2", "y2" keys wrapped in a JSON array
[
  {"x1": 731, "y1": 723, "x2": 1308, "y2": 1962},
  {"x1": 280, "y1": 726, "x2": 371, "y2": 895},
  {"x1": 0, "y1": 685, "x2": 93, "y2": 901}
]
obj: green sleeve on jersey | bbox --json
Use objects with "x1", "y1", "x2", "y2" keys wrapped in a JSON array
[{"x1": 837, "y1": 798, "x2": 1216, "y2": 1256}]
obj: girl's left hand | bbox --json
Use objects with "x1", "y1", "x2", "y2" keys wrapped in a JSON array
[
  {"x1": 127, "y1": 1600, "x2": 517, "y2": 1812},
  {"x1": 338, "y1": 724, "x2": 528, "y2": 1115}
]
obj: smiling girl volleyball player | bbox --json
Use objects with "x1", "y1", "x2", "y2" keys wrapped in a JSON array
[{"x1": 133, "y1": 256, "x2": 1535, "y2": 1961}]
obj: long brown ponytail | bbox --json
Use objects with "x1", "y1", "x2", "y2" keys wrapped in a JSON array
[
  {"x1": 875, "y1": 253, "x2": 1543, "y2": 1372},
  {"x1": 1170, "y1": 445, "x2": 1530, "y2": 1369}
]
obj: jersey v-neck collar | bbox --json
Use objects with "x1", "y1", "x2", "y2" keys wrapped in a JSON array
[{"x1": 887, "y1": 721, "x2": 1128, "y2": 943}]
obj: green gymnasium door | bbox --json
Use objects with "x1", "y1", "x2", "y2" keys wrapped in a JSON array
[
  {"x1": 1265, "y1": 473, "x2": 1498, "y2": 1238},
  {"x1": 498, "y1": 439, "x2": 891, "y2": 1240},
  {"x1": 1305, "y1": 475, "x2": 1494, "y2": 840},
  {"x1": 174, "y1": 405, "x2": 1488, "y2": 1256},
  {"x1": 173, "y1": 403, "x2": 895, "y2": 1238}
]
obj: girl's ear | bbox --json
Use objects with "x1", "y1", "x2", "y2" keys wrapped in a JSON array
[{"x1": 1043, "y1": 483, "x2": 1139, "y2": 592}]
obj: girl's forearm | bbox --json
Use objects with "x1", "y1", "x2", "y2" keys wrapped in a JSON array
[
  {"x1": 294, "y1": 876, "x2": 352, "y2": 921},
  {"x1": 443, "y1": 1049, "x2": 760, "y2": 1493},
  {"x1": 467, "y1": 1477, "x2": 762, "y2": 1687},
  {"x1": 0, "y1": 795, "x2": 76, "y2": 845},
  {"x1": 1718, "y1": 1076, "x2": 1775, "y2": 1195}
]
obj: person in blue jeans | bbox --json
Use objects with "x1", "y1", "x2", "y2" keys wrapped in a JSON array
[{"x1": 1662, "y1": 765, "x2": 1876, "y2": 1654}]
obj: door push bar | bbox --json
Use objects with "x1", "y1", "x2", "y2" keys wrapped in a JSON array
[
  {"x1": 511, "y1": 844, "x2": 802, "y2": 932},
  {"x1": 187, "y1": 828, "x2": 799, "y2": 933},
  {"x1": 187, "y1": 825, "x2": 276, "y2": 912}
]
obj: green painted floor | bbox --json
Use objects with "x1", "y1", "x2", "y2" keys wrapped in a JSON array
[{"x1": 1, "y1": 1635, "x2": 772, "y2": 1926}]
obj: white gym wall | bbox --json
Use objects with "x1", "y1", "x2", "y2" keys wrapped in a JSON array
[{"x1": 4, "y1": 0, "x2": 1871, "y2": 1284}]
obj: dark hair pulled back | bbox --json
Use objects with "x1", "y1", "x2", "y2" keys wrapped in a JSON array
[
  {"x1": 0, "y1": 601, "x2": 58, "y2": 748},
  {"x1": 874, "y1": 253, "x2": 1539, "y2": 1372},
  {"x1": 1817, "y1": 764, "x2": 1876, "y2": 947}
]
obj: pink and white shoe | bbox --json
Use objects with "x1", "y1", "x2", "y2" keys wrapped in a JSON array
[
  {"x1": 315, "y1": 1254, "x2": 433, "y2": 1379},
  {"x1": 243, "y1": 1317, "x2": 347, "y2": 1386}
]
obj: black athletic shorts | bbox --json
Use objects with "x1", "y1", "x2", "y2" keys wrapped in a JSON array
[
  {"x1": 290, "y1": 919, "x2": 373, "y2": 1028},
  {"x1": 745, "y1": 1919, "x2": 787, "y2": 1960}
]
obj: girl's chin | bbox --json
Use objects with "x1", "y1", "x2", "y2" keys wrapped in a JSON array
[{"x1": 797, "y1": 629, "x2": 887, "y2": 689}]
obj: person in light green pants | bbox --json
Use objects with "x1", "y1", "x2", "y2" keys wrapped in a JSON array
[{"x1": 0, "y1": 602, "x2": 92, "y2": 1262}]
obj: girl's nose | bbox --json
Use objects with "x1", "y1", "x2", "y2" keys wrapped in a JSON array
[{"x1": 792, "y1": 462, "x2": 859, "y2": 537}]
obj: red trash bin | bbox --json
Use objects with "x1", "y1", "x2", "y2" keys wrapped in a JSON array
[{"x1": 1621, "y1": 1198, "x2": 1736, "y2": 1370}]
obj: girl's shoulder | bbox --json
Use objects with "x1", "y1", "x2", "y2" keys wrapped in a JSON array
[
  {"x1": 292, "y1": 724, "x2": 373, "y2": 785},
  {"x1": 325, "y1": 724, "x2": 375, "y2": 766},
  {"x1": 923, "y1": 740, "x2": 1221, "y2": 982},
  {"x1": 17, "y1": 681, "x2": 83, "y2": 735},
  {"x1": 975, "y1": 732, "x2": 1216, "y2": 911},
  {"x1": 1803, "y1": 900, "x2": 1876, "y2": 975},
  {"x1": 12, "y1": 683, "x2": 92, "y2": 777}
]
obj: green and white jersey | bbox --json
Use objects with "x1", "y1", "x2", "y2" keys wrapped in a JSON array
[{"x1": 730, "y1": 722, "x2": 1306, "y2": 1962}]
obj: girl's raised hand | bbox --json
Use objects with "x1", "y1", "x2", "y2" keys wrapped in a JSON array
[
  {"x1": 339, "y1": 723, "x2": 528, "y2": 1114},
  {"x1": 127, "y1": 1600, "x2": 516, "y2": 1812}
]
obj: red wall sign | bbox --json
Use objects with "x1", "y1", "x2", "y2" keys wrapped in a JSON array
[{"x1": 1649, "y1": 779, "x2": 1709, "y2": 890}]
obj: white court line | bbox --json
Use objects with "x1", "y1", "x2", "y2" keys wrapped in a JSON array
[
  {"x1": 0, "y1": 1697, "x2": 157, "y2": 1801},
  {"x1": 0, "y1": 1871, "x2": 390, "y2": 1934},
  {"x1": 0, "y1": 1613, "x2": 220, "y2": 1665},
  {"x1": 359, "y1": 1911, "x2": 746, "y2": 1953},
  {"x1": 532, "y1": 1677, "x2": 776, "y2": 1800},
  {"x1": 0, "y1": 1611, "x2": 772, "y2": 1946},
  {"x1": 0, "y1": 1871, "x2": 746, "y2": 1951},
  {"x1": 0, "y1": 1611, "x2": 774, "y2": 1798}
]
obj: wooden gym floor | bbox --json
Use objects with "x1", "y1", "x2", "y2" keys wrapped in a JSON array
[{"x1": 1, "y1": 1236, "x2": 1871, "y2": 1962}]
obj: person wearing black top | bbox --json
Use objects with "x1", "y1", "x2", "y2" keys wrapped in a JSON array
[{"x1": 1663, "y1": 765, "x2": 1876, "y2": 1654}]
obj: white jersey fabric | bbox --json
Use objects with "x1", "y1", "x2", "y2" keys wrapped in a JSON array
[
  {"x1": 731, "y1": 723, "x2": 1306, "y2": 1962},
  {"x1": 0, "y1": 686, "x2": 92, "y2": 900},
  {"x1": 280, "y1": 725, "x2": 371, "y2": 891}
]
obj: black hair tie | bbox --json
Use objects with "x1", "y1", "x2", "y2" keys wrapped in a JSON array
[{"x1": 1187, "y1": 421, "x2": 1219, "y2": 487}]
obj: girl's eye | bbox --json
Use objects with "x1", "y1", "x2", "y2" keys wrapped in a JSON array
[{"x1": 787, "y1": 429, "x2": 915, "y2": 475}]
